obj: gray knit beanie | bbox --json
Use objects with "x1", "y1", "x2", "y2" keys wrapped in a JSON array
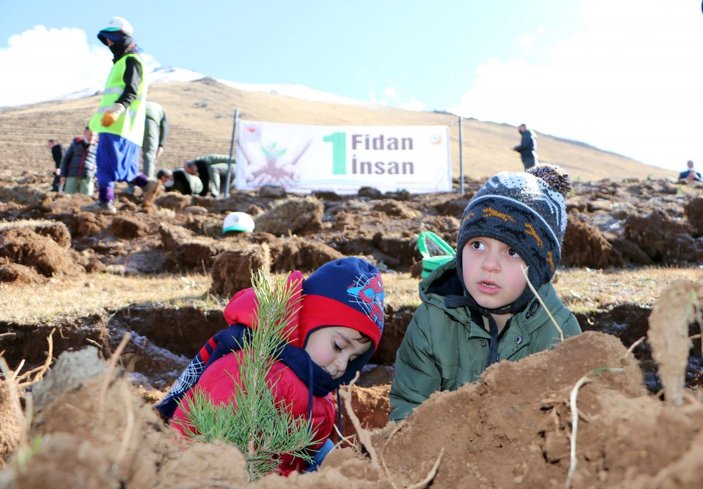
[{"x1": 455, "y1": 165, "x2": 570, "y2": 310}]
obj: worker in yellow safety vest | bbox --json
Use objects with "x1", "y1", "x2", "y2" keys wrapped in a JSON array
[{"x1": 84, "y1": 16, "x2": 159, "y2": 214}]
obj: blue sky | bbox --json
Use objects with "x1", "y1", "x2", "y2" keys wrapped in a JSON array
[{"x1": 2, "y1": 0, "x2": 702, "y2": 173}]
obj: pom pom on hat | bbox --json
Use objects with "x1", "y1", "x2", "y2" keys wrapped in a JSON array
[
  {"x1": 527, "y1": 164, "x2": 571, "y2": 196},
  {"x1": 299, "y1": 257, "x2": 385, "y2": 351},
  {"x1": 456, "y1": 164, "x2": 570, "y2": 309}
]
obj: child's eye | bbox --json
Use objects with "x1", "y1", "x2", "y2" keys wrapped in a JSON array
[
  {"x1": 333, "y1": 342, "x2": 343, "y2": 352},
  {"x1": 508, "y1": 248, "x2": 520, "y2": 257},
  {"x1": 470, "y1": 240, "x2": 484, "y2": 250}
]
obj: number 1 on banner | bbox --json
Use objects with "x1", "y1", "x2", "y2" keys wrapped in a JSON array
[{"x1": 323, "y1": 132, "x2": 347, "y2": 175}]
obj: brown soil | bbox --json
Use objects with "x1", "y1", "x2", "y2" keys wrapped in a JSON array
[
  {"x1": 1, "y1": 331, "x2": 701, "y2": 488},
  {"x1": 1, "y1": 171, "x2": 702, "y2": 487}
]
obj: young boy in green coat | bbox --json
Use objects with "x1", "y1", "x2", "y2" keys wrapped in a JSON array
[{"x1": 390, "y1": 165, "x2": 582, "y2": 421}]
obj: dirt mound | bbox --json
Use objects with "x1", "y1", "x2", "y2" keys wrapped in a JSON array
[
  {"x1": 210, "y1": 244, "x2": 272, "y2": 297},
  {"x1": 72, "y1": 212, "x2": 110, "y2": 237},
  {"x1": 625, "y1": 210, "x2": 698, "y2": 264},
  {"x1": 0, "y1": 185, "x2": 45, "y2": 207},
  {"x1": 255, "y1": 196, "x2": 324, "y2": 236},
  {"x1": 0, "y1": 380, "x2": 21, "y2": 468},
  {"x1": 0, "y1": 257, "x2": 45, "y2": 285},
  {"x1": 0, "y1": 220, "x2": 71, "y2": 249},
  {"x1": 159, "y1": 223, "x2": 227, "y2": 270},
  {"x1": 3, "y1": 332, "x2": 701, "y2": 489},
  {"x1": 684, "y1": 196, "x2": 703, "y2": 237},
  {"x1": 44, "y1": 193, "x2": 95, "y2": 215},
  {"x1": 155, "y1": 192, "x2": 191, "y2": 211},
  {"x1": 111, "y1": 215, "x2": 150, "y2": 239},
  {"x1": 610, "y1": 237, "x2": 655, "y2": 265},
  {"x1": 562, "y1": 213, "x2": 624, "y2": 268},
  {"x1": 270, "y1": 236, "x2": 344, "y2": 273},
  {"x1": 0, "y1": 227, "x2": 82, "y2": 277},
  {"x1": 2, "y1": 369, "x2": 249, "y2": 488},
  {"x1": 331, "y1": 332, "x2": 702, "y2": 489}
]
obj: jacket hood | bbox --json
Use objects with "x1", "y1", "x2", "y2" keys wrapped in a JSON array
[
  {"x1": 224, "y1": 270, "x2": 381, "y2": 388},
  {"x1": 420, "y1": 258, "x2": 560, "y2": 327},
  {"x1": 223, "y1": 270, "x2": 306, "y2": 347}
]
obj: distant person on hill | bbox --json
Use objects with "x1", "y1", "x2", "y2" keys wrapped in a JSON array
[
  {"x1": 59, "y1": 126, "x2": 97, "y2": 195},
  {"x1": 678, "y1": 160, "x2": 702, "y2": 183},
  {"x1": 47, "y1": 139, "x2": 64, "y2": 192},
  {"x1": 390, "y1": 165, "x2": 582, "y2": 421},
  {"x1": 512, "y1": 123, "x2": 538, "y2": 170},
  {"x1": 84, "y1": 17, "x2": 159, "y2": 214},
  {"x1": 156, "y1": 167, "x2": 203, "y2": 195},
  {"x1": 186, "y1": 154, "x2": 234, "y2": 198}
]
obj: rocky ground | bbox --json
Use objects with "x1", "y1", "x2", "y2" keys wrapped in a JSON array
[{"x1": 0, "y1": 171, "x2": 702, "y2": 488}]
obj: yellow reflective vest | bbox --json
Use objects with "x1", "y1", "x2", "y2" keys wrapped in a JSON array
[{"x1": 89, "y1": 53, "x2": 148, "y2": 145}]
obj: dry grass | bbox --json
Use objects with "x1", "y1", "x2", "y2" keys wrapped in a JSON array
[
  {"x1": 382, "y1": 272, "x2": 423, "y2": 309},
  {"x1": 555, "y1": 267, "x2": 703, "y2": 313},
  {"x1": 0, "y1": 271, "x2": 421, "y2": 326},
  {"x1": 0, "y1": 273, "x2": 214, "y2": 325},
  {"x1": 0, "y1": 79, "x2": 676, "y2": 183},
  {"x1": 2, "y1": 267, "x2": 701, "y2": 325}
]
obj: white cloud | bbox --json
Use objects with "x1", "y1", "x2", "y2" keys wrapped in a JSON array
[
  {"x1": 0, "y1": 25, "x2": 160, "y2": 107},
  {"x1": 451, "y1": 0, "x2": 703, "y2": 172},
  {"x1": 372, "y1": 85, "x2": 426, "y2": 111},
  {"x1": 0, "y1": 26, "x2": 109, "y2": 106}
]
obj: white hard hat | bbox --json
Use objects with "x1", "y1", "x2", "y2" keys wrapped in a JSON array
[
  {"x1": 104, "y1": 17, "x2": 134, "y2": 36},
  {"x1": 223, "y1": 212, "x2": 255, "y2": 234}
]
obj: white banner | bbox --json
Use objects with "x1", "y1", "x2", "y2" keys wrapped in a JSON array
[{"x1": 235, "y1": 120, "x2": 451, "y2": 194}]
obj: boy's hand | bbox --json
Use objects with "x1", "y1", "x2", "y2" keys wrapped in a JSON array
[{"x1": 101, "y1": 103, "x2": 125, "y2": 127}]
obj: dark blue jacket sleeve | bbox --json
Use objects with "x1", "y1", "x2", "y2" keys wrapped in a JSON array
[{"x1": 154, "y1": 324, "x2": 250, "y2": 420}]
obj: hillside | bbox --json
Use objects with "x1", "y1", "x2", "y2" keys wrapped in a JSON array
[{"x1": 0, "y1": 77, "x2": 675, "y2": 182}]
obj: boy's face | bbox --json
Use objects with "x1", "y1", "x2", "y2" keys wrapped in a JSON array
[
  {"x1": 461, "y1": 236, "x2": 528, "y2": 310},
  {"x1": 305, "y1": 326, "x2": 371, "y2": 380}
]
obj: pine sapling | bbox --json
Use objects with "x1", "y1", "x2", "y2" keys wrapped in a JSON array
[{"x1": 177, "y1": 270, "x2": 316, "y2": 480}]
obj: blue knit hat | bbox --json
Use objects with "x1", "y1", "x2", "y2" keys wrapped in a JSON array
[
  {"x1": 299, "y1": 257, "x2": 385, "y2": 351},
  {"x1": 456, "y1": 165, "x2": 570, "y2": 311}
]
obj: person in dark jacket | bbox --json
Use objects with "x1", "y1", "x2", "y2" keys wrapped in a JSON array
[
  {"x1": 47, "y1": 139, "x2": 64, "y2": 192},
  {"x1": 156, "y1": 167, "x2": 203, "y2": 195},
  {"x1": 156, "y1": 257, "x2": 385, "y2": 475},
  {"x1": 186, "y1": 154, "x2": 233, "y2": 197},
  {"x1": 59, "y1": 126, "x2": 97, "y2": 195},
  {"x1": 512, "y1": 123, "x2": 538, "y2": 170},
  {"x1": 678, "y1": 160, "x2": 702, "y2": 183},
  {"x1": 390, "y1": 165, "x2": 581, "y2": 421},
  {"x1": 83, "y1": 17, "x2": 159, "y2": 214}
]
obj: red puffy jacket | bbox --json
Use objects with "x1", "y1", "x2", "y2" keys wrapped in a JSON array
[{"x1": 170, "y1": 271, "x2": 336, "y2": 475}]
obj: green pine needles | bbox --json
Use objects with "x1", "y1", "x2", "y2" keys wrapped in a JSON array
[{"x1": 177, "y1": 270, "x2": 316, "y2": 480}]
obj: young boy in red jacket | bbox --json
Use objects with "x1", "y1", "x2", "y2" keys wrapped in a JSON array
[{"x1": 155, "y1": 257, "x2": 385, "y2": 474}]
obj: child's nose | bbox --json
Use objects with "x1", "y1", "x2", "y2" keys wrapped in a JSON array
[
  {"x1": 481, "y1": 252, "x2": 501, "y2": 271},
  {"x1": 334, "y1": 356, "x2": 349, "y2": 374}
]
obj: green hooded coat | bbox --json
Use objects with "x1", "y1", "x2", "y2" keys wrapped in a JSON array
[{"x1": 389, "y1": 260, "x2": 581, "y2": 421}]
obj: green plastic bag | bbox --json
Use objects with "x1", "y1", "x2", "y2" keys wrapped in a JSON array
[{"x1": 416, "y1": 231, "x2": 455, "y2": 279}]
